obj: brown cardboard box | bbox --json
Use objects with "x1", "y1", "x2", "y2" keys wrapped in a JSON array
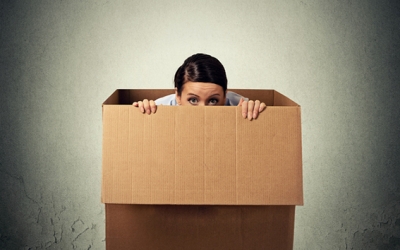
[{"x1": 102, "y1": 89, "x2": 302, "y2": 249}]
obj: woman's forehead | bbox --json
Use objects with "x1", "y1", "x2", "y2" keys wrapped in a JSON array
[{"x1": 182, "y1": 82, "x2": 224, "y2": 95}]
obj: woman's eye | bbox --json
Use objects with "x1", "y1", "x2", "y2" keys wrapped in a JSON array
[
  {"x1": 208, "y1": 99, "x2": 219, "y2": 105},
  {"x1": 188, "y1": 98, "x2": 198, "y2": 105}
]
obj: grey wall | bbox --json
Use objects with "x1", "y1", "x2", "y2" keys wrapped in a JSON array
[{"x1": 1, "y1": 0, "x2": 399, "y2": 249}]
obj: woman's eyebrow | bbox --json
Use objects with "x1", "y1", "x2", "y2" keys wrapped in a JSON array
[{"x1": 187, "y1": 93, "x2": 200, "y2": 97}]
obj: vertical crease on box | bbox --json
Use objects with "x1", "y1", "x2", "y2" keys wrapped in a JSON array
[
  {"x1": 149, "y1": 113, "x2": 152, "y2": 203},
  {"x1": 235, "y1": 107, "x2": 238, "y2": 205},
  {"x1": 297, "y1": 108, "x2": 304, "y2": 205},
  {"x1": 113, "y1": 107, "x2": 120, "y2": 203},
  {"x1": 142, "y1": 110, "x2": 146, "y2": 204},
  {"x1": 174, "y1": 109, "x2": 176, "y2": 204},
  {"x1": 112, "y1": 106, "x2": 118, "y2": 203},
  {"x1": 129, "y1": 108, "x2": 133, "y2": 203},
  {"x1": 203, "y1": 107, "x2": 206, "y2": 204}
]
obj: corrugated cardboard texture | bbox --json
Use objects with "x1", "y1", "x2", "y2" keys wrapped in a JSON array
[
  {"x1": 102, "y1": 89, "x2": 302, "y2": 205},
  {"x1": 105, "y1": 204, "x2": 295, "y2": 250}
]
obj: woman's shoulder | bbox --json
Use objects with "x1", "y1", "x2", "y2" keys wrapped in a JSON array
[{"x1": 155, "y1": 94, "x2": 178, "y2": 105}]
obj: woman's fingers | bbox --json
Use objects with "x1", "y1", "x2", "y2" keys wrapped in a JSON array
[
  {"x1": 253, "y1": 100, "x2": 261, "y2": 119},
  {"x1": 247, "y1": 100, "x2": 255, "y2": 120},
  {"x1": 259, "y1": 102, "x2": 266, "y2": 113},
  {"x1": 142, "y1": 99, "x2": 150, "y2": 114},
  {"x1": 149, "y1": 100, "x2": 157, "y2": 114},
  {"x1": 240, "y1": 99, "x2": 266, "y2": 120},
  {"x1": 238, "y1": 97, "x2": 244, "y2": 106},
  {"x1": 135, "y1": 98, "x2": 263, "y2": 117},
  {"x1": 134, "y1": 99, "x2": 157, "y2": 114},
  {"x1": 241, "y1": 99, "x2": 248, "y2": 119},
  {"x1": 137, "y1": 101, "x2": 144, "y2": 113}
]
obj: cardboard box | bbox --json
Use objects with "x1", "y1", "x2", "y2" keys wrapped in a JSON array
[{"x1": 102, "y1": 89, "x2": 302, "y2": 249}]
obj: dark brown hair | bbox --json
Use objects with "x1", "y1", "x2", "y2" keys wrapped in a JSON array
[{"x1": 174, "y1": 53, "x2": 227, "y2": 96}]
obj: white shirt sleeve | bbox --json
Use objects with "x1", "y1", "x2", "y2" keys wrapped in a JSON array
[
  {"x1": 224, "y1": 91, "x2": 248, "y2": 106},
  {"x1": 154, "y1": 94, "x2": 178, "y2": 106}
]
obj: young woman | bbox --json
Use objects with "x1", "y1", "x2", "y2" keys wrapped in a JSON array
[{"x1": 133, "y1": 53, "x2": 266, "y2": 120}]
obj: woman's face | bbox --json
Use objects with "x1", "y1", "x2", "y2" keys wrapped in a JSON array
[{"x1": 175, "y1": 81, "x2": 226, "y2": 106}]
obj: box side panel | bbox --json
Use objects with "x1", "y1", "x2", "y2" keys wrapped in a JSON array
[
  {"x1": 204, "y1": 107, "x2": 237, "y2": 204},
  {"x1": 147, "y1": 108, "x2": 176, "y2": 203},
  {"x1": 126, "y1": 107, "x2": 146, "y2": 202},
  {"x1": 102, "y1": 105, "x2": 133, "y2": 202},
  {"x1": 236, "y1": 106, "x2": 303, "y2": 205},
  {"x1": 230, "y1": 89, "x2": 274, "y2": 106},
  {"x1": 105, "y1": 204, "x2": 295, "y2": 250},
  {"x1": 103, "y1": 105, "x2": 302, "y2": 205},
  {"x1": 128, "y1": 89, "x2": 174, "y2": 103},
  {"x1": 174, "y1": 107, "x2": 205, "y2": 203},
  {"x1": 103, "y1": 89, "x2": 175, "y2": 105},
  {"x1": 102, "y1": 106, "x2": 177, "y2": 203},
  {"x1": 273, "y1": 90, "x2": 299, "y2": 106},
  {"x1": 103, "y1": 90, "x2": 121, "y2": 105},
  {"x1": 107, "y1": 90, "x2": 132, "y2": 104}
]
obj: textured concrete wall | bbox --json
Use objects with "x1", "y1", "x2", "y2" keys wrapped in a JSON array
[{"x1": 1, "y1": 0, "x2": 399, "y2": 249}]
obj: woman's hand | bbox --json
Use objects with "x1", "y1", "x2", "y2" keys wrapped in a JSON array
[
  {"x1": 132, "y1": 99, "x2": 157, "y2": 114},
  {"x1": 238, "y1": 98, "x2": 266, "y2": 121}
]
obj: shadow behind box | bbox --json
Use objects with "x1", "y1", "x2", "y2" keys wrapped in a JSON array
[
  {"x1": 106, "y1": 204, "x2": 294, "y2": 250},
  {"x1": 102, "y1": 89, "x2": 302, "y2": 250}
]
